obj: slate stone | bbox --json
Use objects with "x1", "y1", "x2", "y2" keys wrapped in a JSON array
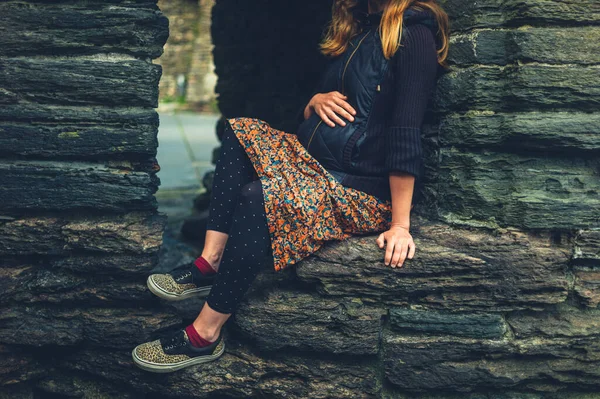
[
  {"x1": 59, "y1": 340, "x2": 380, "y2": 399},
  {"x1": 0, "y1": 266, "x2": 153, "y2": 305},
  {"x1": 0, "y1": 345, "x2": 44, "y2": 386},
  {"x1": 0, "y1": 306, "x2": 180, "y2": 348},
  {"x1": 449, "y1": 27, "x2": 600, "y2": 65},
  {"x1": 573, "y1": 230, "x2": 600, "y2": 307},
  {"x1": 382, "y1": 329, "x2": 600, "y2": 392},
  {"x1": 2, "y1": 0, "x2": 599, "y2": 397},
  {"x1": 35, "y1": 373, "x2": 138, "y2": 399},
  {"x1": 0, "y1": 57, "x2": 162, "y2": 107},
  {"x1": 440, "y1": 112, "x2": 600, "y2": 153},
  {"x1": 234, "y1": 289, "x2": 385, "y2": 355},
  {"x1": 445, "y1": 0, "x2": 600, "y2": 30},
  {"x1": 50, "y1": 254, "x2": 158, "y2": 276},
  {"x1": 0, "y1": 115, "x2": 158, "y2": 159},
  {"x1": 0, "y1": 212, "x2": 165, "y2": 256},
  {"x1": 0, "y1": 2, "x2": 168, "y2": 58},
  {"x1": 389, "y1": 308, "x2": 507, "y2": 339},
  {"x1": 437, "y1": 148, "x2": 600, "y2": 229},
  {"x1": 574, "y1": 229, "x2": 600, "y2": 263},
  {"x1": 296, "y1": 218, "x2": 569, "y2": 311},
  {"x1": 506, "y1": 303, "x2": 600, "y2": 338},
  {"x1": 573, "y1": 267, "x2": 600, "y2": 308},
  {"x1": 0, "y1": 160, "x2": 159, "y2": 213},
  {"x1": 435, "y1": 65, "x2": 600, "y2": 112}
]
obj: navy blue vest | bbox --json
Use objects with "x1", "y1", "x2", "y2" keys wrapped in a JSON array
[{"x1": 295, "y1": 7, "x2": 438, "y2": 188}]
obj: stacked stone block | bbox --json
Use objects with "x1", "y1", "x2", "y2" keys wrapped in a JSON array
[{"x1": 0, "y1": 1, "x2": 179, "y2": 397}]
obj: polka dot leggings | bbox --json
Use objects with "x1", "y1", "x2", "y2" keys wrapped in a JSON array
[{"x1": 203, "y1": 122, "x2": 273, "y2": 315}]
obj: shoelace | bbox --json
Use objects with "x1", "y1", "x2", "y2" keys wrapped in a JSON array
[
  {"x1": 172, "y1": 267, "x2": 193, "y2": 283},
  {"x1": 163, "y1": 332, "x2": 187, "y2": 351}
]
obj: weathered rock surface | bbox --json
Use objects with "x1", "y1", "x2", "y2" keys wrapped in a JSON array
[
  {"x1": 435, "y1": 65, "x2": 600, "y2": 113},
  {"x1": 389, "y1": 308, "x2": 508, "y2": 339},
  {"x1": 384, "y1": 304, "x2": 600, "y2": 392},
  {"x1": 0, "y1": 160, "x2": 159, "y2": 212},
  {"x1": 0, "y1": 306, "x2": 180, "y2": 348},
  {"x1": 0, "y1": 108, "x2": 159, "y2": 159},
  {"x1": 59, "y1": 339, "x2": 380, "y2": 399},
  {"x1": 0, "y1": 212, "x2": 165, "y2": 256},
  {"x1": 449, "y1": 27, "x2": 600, "y2": 65},
  {"x1": 575, "y1": 229, "x2": 600, "y2": 264},
  {"x1": 440, "y1": 112, "x2": 600, "y2": 153},
  {"x1": 383, "y1": 332, "x2": 600, "y2": 392},
  {"x1": 0, "y1": 266, "x2": 153, "y2": 305},
  {"x1": 296, "y1": 221, "x2": 570, "y2": 311},
  {"x1": 437, "y1": 149, "x2": 600, "y2": 229},
  {"x1": 572, "y1": 231, "x2": 600, "y2": 307},
  {"x1": 235, "y1": 289, "x2": 385, "y2": 354},
  {"x1": 0, "y1": 2, "x2": 168, "y2": 58},
  {"x1": 445, "y1": 0, "x2": 600, "y2": 29},
  {"x1": 0, "y1": 0, "x2": 171, "y2": 397},
  {"x1": 0, "y1": 346, "x2": 44, "y2": 386},
  {"x1": 0, "y1": 57, "x2": 162, "y2": 107}
]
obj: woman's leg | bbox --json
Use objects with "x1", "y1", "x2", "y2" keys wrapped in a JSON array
[
  {"x1": 193, "y1": 180, "x2": 273, "y2": 341},
  {"x1": 202, "y1": 122, "x2": 259, "y2": 270}
]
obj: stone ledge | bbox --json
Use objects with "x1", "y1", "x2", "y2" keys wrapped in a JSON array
[
  {"x1": 0, "y1": 212, "x2": 165, "y2": 256},
  {"x1": 0, "y1": 2, "x2": 168, "y2": 58},
  {"x1": 449, "y1": 27, "x2": 600, "y2": 65},
  {"x1": 437, "y1": 149, "x2": 600, "y2": 229},
  {"x1": 0, "y1": 266, "x2": 154, "y2": 305},
  {"x1": 389, "y1": 308, "x2": 508, "y2": 339},
  {"x1": 235, "y1": 289, "x2": 384, "y2": 355},
  {"x1": 439, "y1": 112, "x2": 600, "y2": 153},
  {"x1": 0, "y1": 161, "x2": 159, "y2": 213},
  {"x1": 445, "y1": 0, "x2": 600, "y2": 30},
  {"x1": 58, "y1": 340, "x2": 380, "y2": 399},
  {"x1": 0, "y1": 57, "x2": 161, "y2": 107},
  {"x1": 296, "y1": 221, "x2": 570, "y2": 311},
  {"x1": 0, "y1": 306, "x2": 180, "y2": 348},
  {"x1": 435, "y1": 65, "x2": 600, "y2": 112}
]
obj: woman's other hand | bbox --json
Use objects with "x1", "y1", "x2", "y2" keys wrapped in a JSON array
[
  {"x1": 376, "y1": 225, "x2": 415, "y2": 268},
  {"x1": 304, "y1": 91, "x2": 356, "y2": 127}
]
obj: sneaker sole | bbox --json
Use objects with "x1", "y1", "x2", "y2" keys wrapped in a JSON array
[
  {"x1": 146, "y1": 275, "x2": 212, "y2": 301},
  {"x1": 131, "y1": 341, "x2": 225, "y2": 373}
]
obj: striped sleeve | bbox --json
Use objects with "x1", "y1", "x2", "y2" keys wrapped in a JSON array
[{"x1": 385, "y1": 23, "x2": 438, "y2": 178}]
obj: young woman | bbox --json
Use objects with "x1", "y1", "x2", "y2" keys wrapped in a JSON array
[{"x1": 133, "y1": 0, "x2": 449, "y2": 373}]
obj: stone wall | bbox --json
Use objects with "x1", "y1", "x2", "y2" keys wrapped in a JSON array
[
  {"x1": 0, "y1": 1, "x2": 177, "y2": 397},
  {"x1": 1, "y1": 0, "x2": 599, "y2": 398},
  {"x1": 156, "y1": 0, "x2": 217, "y2": 108}
]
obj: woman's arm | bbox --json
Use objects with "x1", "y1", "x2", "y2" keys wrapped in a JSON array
[{"x1": 376, "y1": 23, "x2": 439, "y2": 268}]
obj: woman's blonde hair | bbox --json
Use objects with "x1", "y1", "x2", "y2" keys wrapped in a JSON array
[{"x1": 319, "y1": 0, "x2": 450, "y2": 66}]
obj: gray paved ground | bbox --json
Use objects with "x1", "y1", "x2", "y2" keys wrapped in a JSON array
[
  {"x1": 156, "y1": 112, "x2": 220, "y2": 229},
  {"x1": 156, "y1": 111, "x2": 220, "y2": 190}
]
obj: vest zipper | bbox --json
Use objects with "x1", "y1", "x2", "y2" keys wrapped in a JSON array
[
  {"x1": 307, "y1": 120, "x2": 323, "y2": 150},
  {"x1": 308, "y1": 30, "x2": 371, "y2": 150},
  {"x1": 341, "y1": 30, "x2": 372, "y2": 95}
]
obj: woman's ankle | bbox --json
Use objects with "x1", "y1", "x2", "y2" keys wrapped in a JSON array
[
  {"x1": 200, "y1": 252, "x2": 222, "y2": 271},
  {"x1": 192, "y1": 322, "x2": 220, "y2": 343}
]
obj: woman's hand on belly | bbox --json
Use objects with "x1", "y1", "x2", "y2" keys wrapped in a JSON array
[{"x1": 304, "y1": 91, "x2": 357, "y2": 128}]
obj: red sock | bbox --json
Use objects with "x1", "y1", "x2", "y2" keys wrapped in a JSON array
[
  {"x1": 194, "y1": 256, "x2": 216, "y2": 275},
  {"x1": 185, "y1": 325, "x2": 215, "y2": 348}
]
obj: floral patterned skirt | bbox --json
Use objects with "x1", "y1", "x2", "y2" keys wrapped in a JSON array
[{"x1": 227, "y1": 117, "x2": 393, "y2": 272}]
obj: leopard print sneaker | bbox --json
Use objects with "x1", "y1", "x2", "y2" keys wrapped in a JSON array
[
  {"x1": 147, "y1": 263, "x2": 214, "y2": 301},
  {"x1": 132, "y1": 329, "x2": 225, "y2": 373}
]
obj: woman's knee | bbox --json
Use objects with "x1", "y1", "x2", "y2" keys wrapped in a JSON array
[
  {"x1": 221, "y1": 120, "x2": 237, "y2": 145},
  {"x1": 239, "y1": 180, "x2": 263, "y2": 204}
]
